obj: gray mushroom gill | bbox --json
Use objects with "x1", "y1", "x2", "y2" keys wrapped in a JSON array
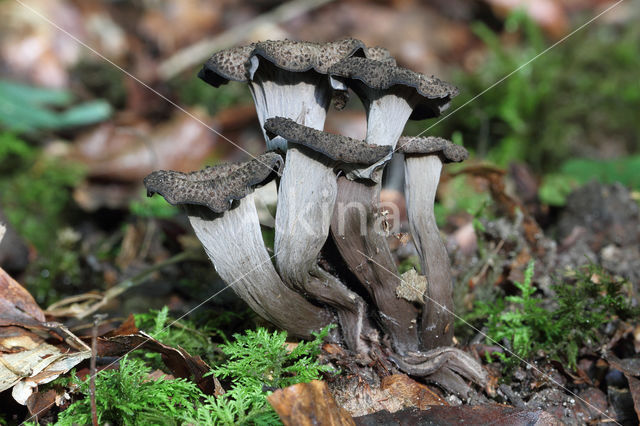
[
  {"x1": 398, "y1": 137, "x2": 469, "y2": 350},
  {"x1": 326, "y1": 57, "x2": 457, "y2": 354},
  {"x1": 143, "y1": 153, "x2": 333, "y2": 338}
]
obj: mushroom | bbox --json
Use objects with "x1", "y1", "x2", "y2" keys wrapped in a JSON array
[
  {"x1": 264, "y1": 117, "x2": 391, "y2": 352},
  {"x1": 398, "y1": 136, "x2": 468, "y2": 349},
  {"x1": 326, "y1": 57, "x2": 457, "y2": 353},
  {"x1": 143, "y1": 152, "x2": 333, "y2": 338},
  {"x1": 198, "y1": 40, "x2": 397, "y2": 151},
  {"x1": 327, "y1": 57, "x2": 458, "y2": 181},
  {"x1": 247, "y1": 39, "x2": 369, "y2": 151}
]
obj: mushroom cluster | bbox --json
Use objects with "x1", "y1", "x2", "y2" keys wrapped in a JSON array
[{"x1": 145, "y1": 39, "x2": 485, "y2": 394}]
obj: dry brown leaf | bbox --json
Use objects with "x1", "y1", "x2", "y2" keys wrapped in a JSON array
[
  {"x1": 268, "y1": 380, "x2": 355, "y2": 426},
  {"x1": 332, "y1": 373, "x2": 448, "y2": 418},
  {"x1": 0, "y1": 268, "x2": 91, "y2": 404},
  {"x1": 1, "y1": 343, "x2": 90, "y2": 403},
  {"x1": 627, "y1": 375, "x2": 640, "y2": 422},
  {"x1": 95, "y1": 328, "x2": 223, "y2": 396},
  {"x1": 380, "y1": 374, "x2": 447, "y2": 409},
  {"x1": 0, "y1": 267, "x2": 46, "y2": 325}
]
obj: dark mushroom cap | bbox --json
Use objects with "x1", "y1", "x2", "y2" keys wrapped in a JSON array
[
  {"x1": 248, "y1": 38, "x2": 366, "y2": 75},
  {"x1": 328, "y1": 57, "x2": 458, "y2": 119},
  {"x1": 365, "y1": 46, "x2": 396, "y2": 65},
  {"x1": 143, "y1": 152, "x2": 283, "y2": 213},
  {"x1": 398, "y1": 136, "x2": 468, "y2": 163},
  {"x1": 264, "y1": 117, "x2": 391, "y2": 165},
  {"x1": 198, "y1": 44, "x2": 256, "y2": 87}
]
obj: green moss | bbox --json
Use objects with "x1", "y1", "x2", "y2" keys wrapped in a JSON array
[
  {"x1": 406, "y1": 13, "x2": 640, "y2": 174},
  {"x1": 474, "y1": 262, "x2": 639, "y2": 371},
  {"x1": 134, "y1": 306, "x2": 220, "y2": 367},
  {"x1": 56, "y1": 357, "x2": 202, "y2": 426},
  {"x1": 53, "y1": 320, "x2": 335, "y2": 426},
  {"x1": 184, "y1": 325, "x2": 337, "y2": 425}
]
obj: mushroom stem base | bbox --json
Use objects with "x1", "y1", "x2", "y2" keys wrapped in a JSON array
[
  {"x1": 330, "y1": 176, "x2": 420, "y2": 355},
  {"x1": 404, "y1": 155, "x2": 454, "y2": 349}
]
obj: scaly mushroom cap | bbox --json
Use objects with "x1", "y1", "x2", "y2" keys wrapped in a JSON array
[
  {"x1": 198, "y1": 44, "x2": 256, "y2": 87},
  {"x1": 398, "y1": 136, "x2": 469, "y2": 163},
  {"x1": 264, "y1": 117, "x2": 391, "y2": 165},
  {"x1": 143, "y1": 152, "x2": 283, "y2": 213},
  {"x1": 248, "y1": 38, "x2": 366, "y2": 75},
  {"x1": 328, "y1": 57, "x2": 459, "y2": 119},
  {"x1": 365, "y1": 46, "x2": 396, "y2": 65}
]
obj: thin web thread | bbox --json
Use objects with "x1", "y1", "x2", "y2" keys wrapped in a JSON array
[{"x1": 356, "y1": 249, "x2": 621, "y2": 425}]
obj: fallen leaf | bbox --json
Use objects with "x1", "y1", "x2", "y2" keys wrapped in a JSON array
[
  {"x1": 0, "y1": 267, "x2": 46, "y2": 325},
  {"x1": 396, "y1": 269, "x2": 427, "y2": 304},
  {"x1": 95, "y1": 329, "x2": 222, "y2": 396},
  {"x1": 268, "y1": 380, "x2": 355, "y2": 426},
  {"x1": 1, "y1": 343, "x2": 90, "y2": 403},
  {"x1": 26, "y1": 388, "x2": 60, "y2": 419},
  {"x1": 0, "y1": 268, "x2": 91, "y2": 405},
  {"x1": 627, "y1": 375, "x2": 640, "y2": 422},
  {"x1": 380, "y1": 374, "x2": 447, "y2": 410}
]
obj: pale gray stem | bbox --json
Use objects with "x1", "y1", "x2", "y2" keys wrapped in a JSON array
[
  {"x1": 275, "y1": 149, "x2": 369, "y2": 352},
  {"x1": 187, "y1": 194, "x2": 333, "y2": 338},
  {"x1": 248, "y1": 66, "x2": 330, "y2": 151},
  {"x1": 404, "y1": 155, "x2": 453, "y2": 349},
  {"x1": 346, "y1": 91, "x2": 415, "y2": 181},
  {"x1": 331, "y1": 177, "x2": 420, "y2": 355}
]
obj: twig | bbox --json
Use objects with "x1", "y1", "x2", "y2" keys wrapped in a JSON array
[
  {"x1": 90, "y1": 314, "x2": 107, "y2": 426},
  {"x1": 46, "y1": 250, "x2": 200, "y2": 319},
  {"x1": 158, "y1": 0, "x2": 335, "y2": 79}
]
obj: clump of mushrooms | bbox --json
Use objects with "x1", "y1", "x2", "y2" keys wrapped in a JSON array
[{"x1": 144, "y1": 39, "x2": 486, "y2": 395}]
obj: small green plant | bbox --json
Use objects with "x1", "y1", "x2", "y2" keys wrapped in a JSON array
[
  {"x1": 477, "y1": 261, "x2": 547, "y2": 368},
  {"x1": 0, "y1": 79, "x2": 111, "y2": 133},
  {"x1": 184, "y1": 325, "x2": 337, "y2": 425},
  {"x1": 550, "y1": 264, "x2": 640, "y2": 367},
  {"x1": 134, "y1": 306, "x2": 220, "y2": 367},
  {"x1": 56, "y1": 356, "x2": 202, "y2": 426},
  {"x1": 406, "y1": 13, "x2": 640, "y2": 176},
  {"x1": 477, "y1": 262, "x2": 639, "y2": 370},
  {"x1": 55, "y1": 324, "x2": 335, "y2": 425}
]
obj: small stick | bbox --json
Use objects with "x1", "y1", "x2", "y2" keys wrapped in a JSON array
[
  {"x1": 158, "y1": 0, "x2": 335, "y2": 79},
  {"x1": 90, "y1": 314, "x2": 107, "y2": 426}
]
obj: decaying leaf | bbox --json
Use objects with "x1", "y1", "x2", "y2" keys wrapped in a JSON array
[
  {"x1": 627, "y1": 375, "x2": 640, "y2": 422},
  {"x1": 268, "y1": 380, "x2": 355, "y2": 426},
  {"x1": 396, "y1": 269, "x2": 427, "y2": 304},
  {"x1": 6, "y1": 345, "x2": 90, "y2": 404},
  {"x1": 331, "y1": 373, "x2": 447, "y2": 418},
  {"x1": 0, "y1": 268, "x2": 90, "y2": 405},
  {"x1": 0, "y1": 267, "x2": 46, "y2": 325},
  {"x1": 94, "y1": 315, "x2": 223, "y2": 396}
]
